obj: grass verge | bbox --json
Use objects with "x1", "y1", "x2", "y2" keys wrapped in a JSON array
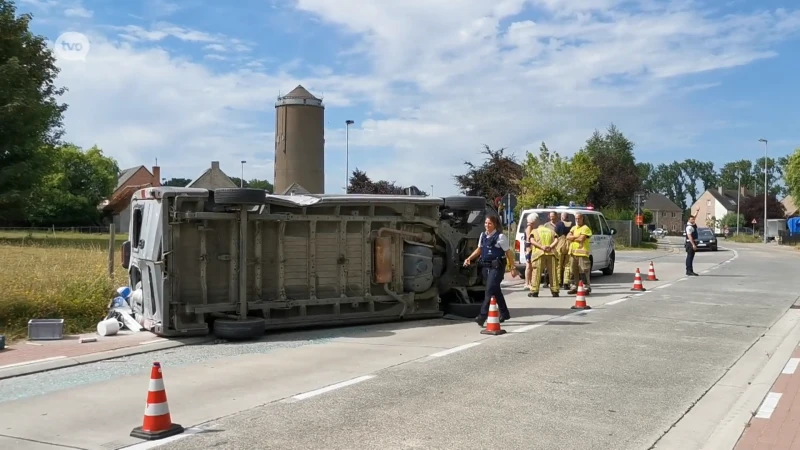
[
  {"x1": 616, "y1": 241, "x2": 659, "y2": 251},
  {"x1": 727, "y1": 234, "x2": 762, "y2": 244},
  {"x1": 0, "y1": 230, "x2": 128, "y2": 250},
  {"x1": 0, "y1": 241, "x2": 128, "y2": 341}
]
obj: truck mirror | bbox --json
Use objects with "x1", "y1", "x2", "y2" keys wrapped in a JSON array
[{"x1": 121, "y1": 240, "x2": 131, "y2": 269}]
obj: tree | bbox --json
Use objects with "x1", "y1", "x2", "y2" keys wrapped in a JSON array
[
  {"x1": 740, "y1": 193, "x2": 785, "y2": 224},
  {"x1": 518, "y1": 142, "x2": 599, "y2": 210},
  {"x1": 718, "y1": 160, "x2": 755, "y2": 193},
  {"x1": 229, "y1": 178, "x2": 274, "y2": 192},
  {"x1": 719, "y1": 212, "x2": 744, "y2": 228},
  {"x1": 751, "y1": 156, "x2": 787, "y2": 198},
  {"x1": 650, "y1": 162, "x2": 687, "y2": 210},
  {"x1": 27, "y1": 144, "x2": 119, "y2": 226},
  {"x1": 681, "y1": 159, "x2": 716, "y2": 205},
  {"x1": 454, "y1": 145, "x2": 523, "y2": 200},
  {"x1": 785, "y1": 148, "x2": 800, "y2": 204},
  {"x1": 163, "y1": 177, "x2": 192, "y2": 187},
  {"x1": 637, "y1": 162, "x2": 655, "y2": 193},
  {"x1": 347, "y1": 169, "x2": 427, "y2": 195},
  {"x1": 0, "y1": 0, "x2": 68, "y2": 222},
  {"x1": 582, "y1": 124, "x2": 640, "y2": 209}
]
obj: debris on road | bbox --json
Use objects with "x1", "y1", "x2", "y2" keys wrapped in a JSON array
[{"x1": 99, "y1": 286, "x2": 145, "y2": 335}]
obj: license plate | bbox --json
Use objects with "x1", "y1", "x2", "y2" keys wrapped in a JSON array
[{"x1": 698, "y1": 243, "x2": 706, "y2": 247}]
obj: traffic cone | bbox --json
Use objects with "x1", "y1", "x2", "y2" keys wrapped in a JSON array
[
  {"x1": 481, "y1": 296, "x2": 507, "y2": 336},
  {"x1": 647, "y1": 261, "x2": 658, "y2": 281},
  {"x1": 130, "y1": 362, "x2": 184, "y2": 441},
  {"x1": 571, "y1": 281, "x2": 591, "y2": 310},
  {"x1": 630, "y1": 268, "x2": 647, "y2": 292}
]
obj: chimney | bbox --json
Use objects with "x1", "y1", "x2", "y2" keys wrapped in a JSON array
[
  {"x1": 152, "y1": 166, "x2": 161, "y2": 187},
  {"x1": 211, "y1": 161, "x2": 220, "y2": 171},
  {"x1": 717, "y1": 186, "x2": 724, "y2": 195}
]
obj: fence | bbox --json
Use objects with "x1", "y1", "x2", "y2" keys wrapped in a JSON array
[
  {"x1": 778, "y1": 230, "x2": 800, "y2": 246},
  {"x1": 606, "y1": 220, "x2": 641, "y2": 247}
]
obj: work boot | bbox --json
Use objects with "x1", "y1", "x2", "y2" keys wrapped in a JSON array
[
  {"x1": 475, "y1": 316, "x2": 485, "y2": 327},
  {"x1": 568, "y1": 288, "x2": 577, "y2": 295},
  {"x1": 562, "y1": 283, "x2": 570, "y2": 290},
  {"x1": 528, "y1": 292, "x2": 539, "y2": 298},
  {"x1": 551, "y1": 291, "x2": 559, "y2": 297}
]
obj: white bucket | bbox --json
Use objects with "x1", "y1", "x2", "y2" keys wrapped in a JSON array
[{"x1": 97, "y1": 318, "x2": 121, "y2": 336}]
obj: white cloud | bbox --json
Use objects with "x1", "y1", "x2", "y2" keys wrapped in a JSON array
[
  {"x1": 64, "y1": 7, "x2": 92, "y2": 18},
  {"x1": 42, "y1": 1, "x2": 800, "y2": 195}
]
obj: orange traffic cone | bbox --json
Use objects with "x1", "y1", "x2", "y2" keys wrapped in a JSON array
[
  {"x1": 130, "y1": 362, "x2": 184, "y2": 441},
  {"x1": 571, "y1": 281, "x2": 591, "y2": 310},
  {"x1": 647, "y1": 261, "x2": 658, "y2": 281},
  {"x1": 481, "y1": 296, "x2": 507, "y2": 336},
  {"x1": 630, "y1": 268, "x2": 647, "y2": 292}
]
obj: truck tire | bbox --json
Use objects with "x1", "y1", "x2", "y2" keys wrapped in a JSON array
[
  {"x1": 213, "y1": 188, "x2": 266, "y2": 206},
  {"x1": 443, "y1": 196, "x2": 485, "y2": 211},
  {"x1": 212, "y1": 317, "x2": 265, "y2": 340},
  {"x1": 445, "y1": 302, "x2": 482, "y2": 318}
]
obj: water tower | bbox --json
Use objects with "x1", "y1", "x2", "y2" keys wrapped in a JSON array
[{"x1": 273, "y1": 85, "x2": 325, "y2": 194}]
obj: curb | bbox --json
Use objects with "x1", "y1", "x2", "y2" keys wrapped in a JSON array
[{"x1": 0, "y1": 335, "x2": 215, "y2": 380}]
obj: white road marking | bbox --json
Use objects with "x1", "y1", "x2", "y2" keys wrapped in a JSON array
[
  {"x1": 0, "y1": 355, "x2": 67, "y2": 370},
  {"x1": 120, "y1": 427, "x2": 205, "y2": 449},
  {"x1": 783, "y1": 358, "x2": 800, "y2": 375},
  {"x1": 427, "y1": 342, "x2": 482, "y2": 357},
  {"x1": 606, "y1": 298, "x2": 628, "y2": 306},
  {"x1": 755, "y1": 392, "x2": 783, "y2": 419},
  {"x1": 512, "y1": 324, "x2": 544, "y2": 333},
  {"x1": 288, "y1": 375, "x2": 376, "y2": 402},
  {"x1": 139, "y1": 338, "x2": 168, "y2": 345},
  {"x1": 701, "y1": 270, "x2": 709, "y2": 274},
  {"x1": 655, "y1": 283, "x2": 673, "y2": 289}
]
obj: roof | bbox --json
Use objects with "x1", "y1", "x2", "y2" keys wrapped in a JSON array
[
  {"x1": 186, "y1": 165, "x2": 237, "y2": 188},
  {"x1": 115, "y1": 166, "x2": 151, "y2": 191},
  {"x1": 643, "y1": 193, "x2": 681, "y2": 211},
  {"x1": 280, "y1": 182, "x2": 310, "y2": 195},
  {"x1": 708, "y1": 188, "x2": 752, "y2": 212},
  {"x1": 782, "y1": 196, "x2": 798, "y2": 216},
  {"x1": 282, "y1": 85, "x2": 318, "y2": 100}
]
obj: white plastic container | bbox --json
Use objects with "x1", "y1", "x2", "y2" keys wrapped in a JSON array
[{"x1": 97, "y1": 318, "x2": 121, "y2": 336}]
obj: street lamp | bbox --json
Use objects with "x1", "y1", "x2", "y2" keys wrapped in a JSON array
[
  {"x1": 345, "y1": 120, "x2": 354, "y2": 193},
  {"x1": 758, "y1": 138, "x2": 768, "y2": 243},
  {"x1": 736, "y1": 172, "x2": 741, "y2": 236},
  {"x1": 240, "y1": 160, "x2": 247, "y2": 188}
]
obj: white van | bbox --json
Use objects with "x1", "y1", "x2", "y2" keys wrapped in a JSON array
[{"x1": 513, "y1": 206, "x2": 617, "y2": 278}]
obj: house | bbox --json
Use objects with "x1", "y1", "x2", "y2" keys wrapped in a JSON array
[
  {"x1": 644, "y1": 193, "x2": 683, "y2": 232},
  {"x1": 782, "y1": 196, "x2": 799, "y2": 218},
  {"x1": 691, "y1": 186, "x2": 752, "y2": 234},
  {"x1": 280, "y1": 182, "x2": 310, "y2": 195},
  {"x1": 186, "y1": 161, "x2": 238, "y2": 189},
  {"x1": 100, "y1": 165, "x2": 161, "y2": 233}
]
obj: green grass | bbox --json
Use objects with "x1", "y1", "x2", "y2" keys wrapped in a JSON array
[
  {"x1": 727, "y1": 234, "x2": 762, "y2": 244},
  {"x1": 616, "y1": 241, "x2": 658, "y2": 251},
  {"x1": 0, "y1": 230, "x2": 128, "y2": 250}
]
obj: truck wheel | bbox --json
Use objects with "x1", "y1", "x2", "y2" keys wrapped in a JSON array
[
  {"x1": 443, "y1": 196, "x2": 486, "y2": 211},
  {"x1": 213, "y1": 188, "x2": 266, "y2": 206},
  {"x1": 212, "y1": 317, "x2": 265, "y2": 340},
  {"x1": 445, "y1": 302, "x2": 483, "y2": 318}
]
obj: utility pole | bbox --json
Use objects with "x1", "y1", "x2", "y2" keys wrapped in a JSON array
[
  {"x1": 759, "y1": 138, "x2": 768, "y2": 243},
  {"x1": 345, "y1": 120, "x2": 354, "y2": 193}
]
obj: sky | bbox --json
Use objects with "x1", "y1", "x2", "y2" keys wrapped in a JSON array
[{"x1": 17, "y1": 0, "x2": 800, "y2": 197}]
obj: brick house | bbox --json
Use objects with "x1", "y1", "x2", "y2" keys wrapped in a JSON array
[
  {"x1": 690, "y1": 186, "x2": 752, "y2": 234},
  {"x1": 644, "y1": 193, "x2": 683, "y2": 233},
  {"x1": 100, "y1": 165, "x2": 161, "y2": 233}
]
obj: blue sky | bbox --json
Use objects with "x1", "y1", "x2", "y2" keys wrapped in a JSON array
[{"x1": 17, "y1": 0, "x2": 800, "y2": 196}]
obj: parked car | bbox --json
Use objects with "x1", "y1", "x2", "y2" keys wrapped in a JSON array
[{"x1": 696, "y1": 227, "x2": 718, "y2": 251}]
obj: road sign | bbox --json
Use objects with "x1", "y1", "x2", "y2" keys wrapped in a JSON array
[
  {"x1": 494, "y1": 196, "x2": 502, "y2": 208},
  {"x1": 752, "y1": 218, "x2": 757, "y2": 224},
  {"x1": 635, "y1": 215, "x2": 644, "y2": 226}
]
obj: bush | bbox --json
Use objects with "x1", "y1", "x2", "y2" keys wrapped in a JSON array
[
  {"x1": 0, "y1": 242, "x2": 129, "y2": 340},
  {"x1": 727, "y1": 234, "x2": 762, "y2": 244}
]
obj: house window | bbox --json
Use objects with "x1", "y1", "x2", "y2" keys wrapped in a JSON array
[
  {"x1": 706, "y1": 199, "x2": 711, "y2": 207},
  {"x1": 671, "y1": 212, "x2": 676, "y2": 218}
]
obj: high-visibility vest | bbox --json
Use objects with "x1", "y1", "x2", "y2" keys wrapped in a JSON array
[
  {"x1": 537, "y1": 226, "x2": 555, "y2": 256},
  {"x1": 569, "y1": 225, "x2": 591, "y2": 257}
]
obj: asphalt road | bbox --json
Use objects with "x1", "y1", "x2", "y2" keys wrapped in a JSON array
[{"x1": 0, "y1": 241, "x2": 797, "y2": 450}]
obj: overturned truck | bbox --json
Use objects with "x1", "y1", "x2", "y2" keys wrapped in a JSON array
[{"x1": 121, "y1": 187, "x2": 494, "y2": 339}]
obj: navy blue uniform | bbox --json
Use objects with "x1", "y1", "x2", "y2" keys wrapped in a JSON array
[
  {"x1": 478, "y1": 231, "x2": 511, "y2": 321},
  {"x1": 685, "y1": 223, "x2": 698, "y2": 275}
]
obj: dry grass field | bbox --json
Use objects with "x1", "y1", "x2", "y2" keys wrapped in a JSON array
[{"x1": 0, "y1": 231, "x2": 129, "y2": 339}]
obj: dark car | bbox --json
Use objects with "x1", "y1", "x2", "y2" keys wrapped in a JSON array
[{"x1": 696, "y1": 227, "x2": 718, "y2": 251}]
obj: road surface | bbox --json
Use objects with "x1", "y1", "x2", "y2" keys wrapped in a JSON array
[{"x1": 0, "y1": 240, "x2": 797, "y2": 450}]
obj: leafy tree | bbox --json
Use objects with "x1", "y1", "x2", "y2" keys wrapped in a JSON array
[
  {"x1": 718, "y1": 160, "x2": 755, "y2": 193},
  {"x1": 751, "y1": 156, "x2": 787, "y2": 198},
  {"x1": 163, "y1": 177, "x2": 192, "y2": 187},
  {"x1": 785, "y1": 148, "x2": 800, "y2": 202},
  {"x1": 582, "y1": 124, "x2": 640, "y2": 209},
  {"x1": 229, "y1": 178, "x2": 274, "y2": 192},
  {"x1": 0, "y1": 0, "x2": 68, "y2": 222},
  {"x1": 650, "y1": 162, "x2": 687, "y2": 210},
  {"x1": 454, "y1": 145, "x2": 523, "y2": 200},
  {"x1": 517, "y1": 142, "x2": 599, "y2": 210},
  {"x1": 719, "y1": 212, "x2": 744, "y2": 228},
  {"x1": 27, "y1": 144, "x2": 119, "y2": 226},
  {"x1": 347, "y1": 169, "x2": 427, "y2": 195},
  {"x1": 681, "y1": 159, "x2": 716, "y2": 204},
  {"x1": 637, "y1": 162, "x2": 655, "y2": 193},
  {"x1": 740, "y1": 193, "x2": 785, "y2": 224}
]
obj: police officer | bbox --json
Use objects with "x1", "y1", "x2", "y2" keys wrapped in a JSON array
[
  {"x1": 463, "y1": 214, "x2": 517, "y2": 326},
  {"x1": 685, "y1": 214, "x2": 699, "y2": 276}
]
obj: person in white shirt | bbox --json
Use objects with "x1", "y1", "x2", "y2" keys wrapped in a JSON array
[{"x1": 685, "y1": 214, "x2": 699, "y2": 276}]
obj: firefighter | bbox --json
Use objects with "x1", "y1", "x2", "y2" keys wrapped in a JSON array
[
  {"x1": 557, "y1": 211, "x2": 572, "y2": 290},
  {"x1": 528, "y1": 217, "x2": 560, "y2": 297},
  {"x1": 463, "y1": 214, "x2": 517, "y2": 327},
  {"x1": 566, "y1": 212, "x2": 593, "y2": 294}
]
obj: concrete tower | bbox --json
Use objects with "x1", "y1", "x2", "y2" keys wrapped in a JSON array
[{"x1": 273, "y1": 85, "x2": 325, "y2": 194}]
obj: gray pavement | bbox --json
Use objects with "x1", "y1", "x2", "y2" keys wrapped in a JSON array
[{"x1": 0, "y1": 242, "x2": 796, "y2": 450}]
